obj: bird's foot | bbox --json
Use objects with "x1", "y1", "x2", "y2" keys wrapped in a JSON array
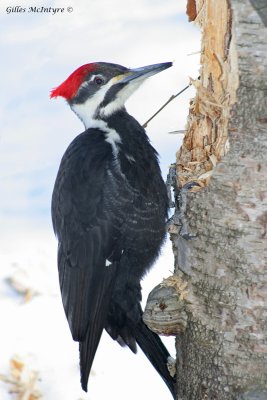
[{"x1": 167, "y1": 180, "x2": 200, "y2": 240}]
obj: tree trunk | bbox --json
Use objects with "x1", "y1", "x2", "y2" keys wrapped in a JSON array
[{"x1": 144, "y1": 0, "x2": 267, "y2": 398}]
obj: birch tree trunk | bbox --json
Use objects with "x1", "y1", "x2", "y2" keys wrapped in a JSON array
[{"x1": 144, "y1": 0, "x2": 267, "y2": 398}]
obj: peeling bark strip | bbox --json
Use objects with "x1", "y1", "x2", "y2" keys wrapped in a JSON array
[
  {"x1": 177, "y1": 0, "x2": 239, "y2": 188},
  {"x1": 143, "y1": 0, "x2": 267, "y2": 399},
  {"x1": 168, "y1": 0, "x2": 267, "y2": 399}
]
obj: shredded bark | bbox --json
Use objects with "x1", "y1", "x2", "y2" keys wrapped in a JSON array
[{"x1": 180, "y1": 0, "x2": 239, "y2": 188}]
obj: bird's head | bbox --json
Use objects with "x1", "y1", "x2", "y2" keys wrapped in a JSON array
[{"x1": 50, "y1": 61, "x2": 172, "y2": 128}]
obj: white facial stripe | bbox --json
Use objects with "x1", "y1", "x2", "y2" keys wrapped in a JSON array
[
  {"x1": 100, "y1": 79, "x2": 143, "y2": 117},
  {"x1": 89, "y1": 74, "x2": 97, "y2": 82},
  {"x1": 71, "y1": 78, "x2": 115, "y2": 129}
]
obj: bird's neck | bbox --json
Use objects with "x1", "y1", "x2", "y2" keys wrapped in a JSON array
[
  {"x1": 70, "y1": 98, "x2": 101, "y2": 130},
  {"x1": 70, "y1": 94, "x2": 127, "y2": 130},
  {"x1": 70, "y1": 103, "x2": 152, "y2": 163}
]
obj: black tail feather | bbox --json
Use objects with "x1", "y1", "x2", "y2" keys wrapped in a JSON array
[
  {"x1": 133, "y1": 320, "x2": 176, "y2": 399},
  {"x1": 80, "y1": 318, "x2": 104, "y2": 391},
  {"x1": 79, "y1": 264, "x2": 117, "y2": 391}
]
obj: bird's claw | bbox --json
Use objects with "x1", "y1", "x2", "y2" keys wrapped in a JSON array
[
  {"x1": 180, "y1": 181, "x2": 200, "y2": 192},
  {"x1": 177, "y1": 181, "x2": 199, "y2": 240},
  {"x1": 167, "y1": 169, "x2": 200, "y2": 240}
]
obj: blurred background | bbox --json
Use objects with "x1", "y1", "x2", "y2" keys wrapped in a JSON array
[{"x1": 0, "y1": 0, "x2": 200, "y2": 398}]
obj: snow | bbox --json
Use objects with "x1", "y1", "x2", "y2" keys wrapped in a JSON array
[{"x1": 0, "y1": 230, "x2": 176, "y2": 400}]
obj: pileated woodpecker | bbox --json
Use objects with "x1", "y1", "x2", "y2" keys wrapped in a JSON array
[{"x1": 51, "y1": 61, "x2": 175, "y2": 397}]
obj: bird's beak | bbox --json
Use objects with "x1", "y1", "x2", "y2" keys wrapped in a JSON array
[{"x1": 119, "y1": 62, "x2": 173, "y2": 83}]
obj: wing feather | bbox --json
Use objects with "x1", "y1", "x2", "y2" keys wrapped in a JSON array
[{"x1": 52, "y1": 130, "x2": 116, "y2": 342}]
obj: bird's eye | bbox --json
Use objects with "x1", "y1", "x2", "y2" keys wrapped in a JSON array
[{"x1": 94, "y1": 76, "x2": 104, "y2": 85}]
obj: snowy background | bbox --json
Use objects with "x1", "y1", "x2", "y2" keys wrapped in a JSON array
[{"x1": 0, "y1": 0, "x2": 200, "y2": 399}]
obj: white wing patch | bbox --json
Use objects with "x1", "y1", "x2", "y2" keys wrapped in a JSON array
[{"x1": 105, "y1": 259, "x2": 112, "y2": 267}]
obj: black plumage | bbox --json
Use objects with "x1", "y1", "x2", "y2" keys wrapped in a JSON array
[{"x1": 51, "y1": 61, "x2": 175, "y2": 398}]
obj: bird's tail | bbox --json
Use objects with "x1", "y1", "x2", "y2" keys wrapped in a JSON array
[
  {"x1": 133, "y1": 319, "x2": 176, "y2": 399},
  {"x1": 79, "y1": 264, "x2": 117, "y2": 392}
]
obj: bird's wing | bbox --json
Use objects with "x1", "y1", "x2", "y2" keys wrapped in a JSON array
[{"x1": 52, "y1": 130, "x2": 118, "y2": 341}]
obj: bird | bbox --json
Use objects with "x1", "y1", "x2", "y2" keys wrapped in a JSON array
[{"x1": 50, "y1": 61, "x2": 176, "y2": 398}]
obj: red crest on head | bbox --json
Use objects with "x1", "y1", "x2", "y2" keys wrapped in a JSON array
[{"x1": 50, "y1": 63, "x2": 97, "y2": 100}]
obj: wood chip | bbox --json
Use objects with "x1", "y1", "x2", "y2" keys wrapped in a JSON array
[{"x1": 0, "y1": 356, "x2": 42, "y2": 400}]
